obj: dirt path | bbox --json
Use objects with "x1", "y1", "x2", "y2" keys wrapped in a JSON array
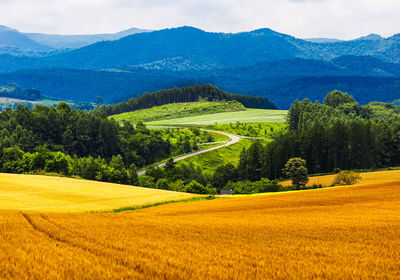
[{"x1": 138, "y1": 130, "x2": 240, "y2": 176}]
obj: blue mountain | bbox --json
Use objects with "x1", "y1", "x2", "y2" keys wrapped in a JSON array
[{"x1": 0, "y1": 26, "x2": 399, "y2": 108}]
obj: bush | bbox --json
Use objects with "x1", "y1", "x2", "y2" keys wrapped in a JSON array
[
  {"x1": 185, "y1": 180, "x2": 215, "y2": 194},
  {"x1": 155, "y1": 178, "x2": 170, "y2": 190},
  {"x1": 226, "y1": 179, "x2": 282, "y2": 194},
  {"x1": 138, "y1": 175, "x2": 155, "y2": 188},
  {"x1": 332, "y1": 171, "x2": 361, "y2": 185}
]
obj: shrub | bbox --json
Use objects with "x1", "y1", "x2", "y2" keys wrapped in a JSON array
[
  {"x1": 332, "y1": 171, "x2": 361, "y2": 185},
  {"x1": 155, "y1": 179, "x2": 170, "y2": 190},
  {"x1": 185, "y1": 180, "x2": 209, "y2": 194}
]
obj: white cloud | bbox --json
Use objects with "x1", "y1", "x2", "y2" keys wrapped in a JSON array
[{"x1": 0, "y1": 0, "x2": 399, "y2": 39}]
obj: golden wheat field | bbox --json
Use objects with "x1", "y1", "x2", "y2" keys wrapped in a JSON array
[
  {"x1": 0, "y1": 173, "x2": 198, "y2": 212},
  {"x1": 281, "y1": 169, "x2": 400, "y2": 187},
  {"x1": 0, "y1": 171, "x2": 399, "y2": 279}
]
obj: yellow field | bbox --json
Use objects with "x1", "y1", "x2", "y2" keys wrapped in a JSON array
[
  {"x1": 1, "y1": 171, "x2": 399, "y2": 279},
  {"x1": 0, "y1": 173, "x2": 198, "y2": 212},
  {"x1": 281, "y1": 169, "x2": 400, "y2": 187}
]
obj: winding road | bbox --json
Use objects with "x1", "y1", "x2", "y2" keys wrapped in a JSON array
[{"x1": 138, "y1": 130, "x2": 240, "y2": 176}]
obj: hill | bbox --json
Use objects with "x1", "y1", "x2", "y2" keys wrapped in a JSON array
[
  {"x1": 0, "y1": 83, "x2": 41, "y2": 100},
  {"x1": 1, "y1": 26, "x2": 400, "y2": 108},
  {"x1": 0, "y1": 56, "x2": 399, "y2": 108},
  {"x1": 24, "y1": 27, "x2": 150, "y2": 49},
  {"x1": 1, "y1": 170, "x2": 399, "y2": 278},
  {"x1": 0, "y1": 25, "x2": 150, "y2": 55},
  {"x1": 1, "y1": 26, "x2": 400, "y2": 72},
  {"x1": 0, "y1": 25, "x2": 51, "y2": 53},
  {"x1": 0, "y1": 173, "x2": 198, "y2": 212},
  {"x1": 110, "y1": 101, "x2": 245, "y2": 123},
  {"x1": 281, "y1": 170, "x2": 400, "y2": 187},
  {"x1": 98, "y1": 84, "x2": 277, "y2": 114}
]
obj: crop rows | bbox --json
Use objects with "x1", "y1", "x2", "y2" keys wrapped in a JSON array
[{"x1": 1, "y1": 174, "x2": 399, "y2": 279}]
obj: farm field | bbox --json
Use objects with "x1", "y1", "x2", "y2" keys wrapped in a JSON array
[
  {"x1": 281, "y1": 169, "x2": 400, "y2": 187},
  {"x1": 176, "y1": 138, "x2": 253, "y2": 172},
  {"x1": 1, "y1": 170, "x2": 399, "y2": 279},
  {"x1": 146, "y1": 108, "x2": 287, "y2": 126},
  {"x1": 110, "y1": 101, "x2": 245, "y2": 123},
  {"x1": 0, "y1": 173, "x2": 198, "y2": 212}
]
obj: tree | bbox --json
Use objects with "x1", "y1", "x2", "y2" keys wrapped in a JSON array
[
  {"x1": 282, "y1": 157, "x2": 309, "y2": 189},
  {"x1": 212, "y1": 163, "x2": 237, "y2": 189},
  {"x1": 185, "y1": 180, "x2": 209, "y2": 194},
  {"x1": 323, "y1": 90, "x2": 357, "y2": 108},
  {"x1": 332, "y1": 171, "x2": 361, "y2": 185},
  {"x1": 164, "y1": 157, "x2": 175, "y2": 172},
  {"x1": 128, "y1": 163, "x2": 139, "y2": 185}
]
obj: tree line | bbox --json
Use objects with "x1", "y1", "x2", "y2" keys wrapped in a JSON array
[
  {"x1": 0, "y1": 83, "x2": 41, "y2": 101},
  {"x1": 95, "y1": 84, "x2": 278, "y2": 116},
  {"x1": 236, "y1": 91, "x2": 400, "y2": 182},
  {"x1": 0, "y1": 102, "x2": 207, "y2": 171}
]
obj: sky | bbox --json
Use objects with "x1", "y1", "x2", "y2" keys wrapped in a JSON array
[{"x1": 0, "y1": 0, "x2": 399, "y2": 39}]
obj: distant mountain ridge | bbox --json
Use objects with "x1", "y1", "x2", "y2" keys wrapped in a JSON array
[
  {"x1": 1, "y1": 55, "x2": 399, "y2": 108},
  {"x1": 0, "y1": 25, "x2": 399, "y2": 108},
  {"x1": 24, "y1": 27, "x2": 151, "y2": 49},
  {"x1": 0, "y1": 26, "x2": 400, "y2": 73},
  {"x1": 0, "y1": 25, "x2": 150, "y2": 54}
]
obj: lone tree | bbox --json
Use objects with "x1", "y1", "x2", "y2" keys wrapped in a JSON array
[
  {"x1": 282, "y1": 157, "x2": 309, "y2": 189},
  {"x1": 332, "y1": 170, "x2": 361, "y2": 185}
]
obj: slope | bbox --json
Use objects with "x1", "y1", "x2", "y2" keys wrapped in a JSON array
[
  {"x1": 1, "y1": 56, "x2": 399, "y2": 107},
  {"x1": 0, "y1": 173, "x2": 198, "y2": 212},
  {"x1": 146, "y1": 109, "x2": 288, "y2": 126},
  {"x1": 0, "y1": 170, "x2": 399, "y2": 278},
  {"x1": 0, "y1": 25, "x2": 51, "y2": 52},
  {"x1": 110, "y1": 101, "x2": 245, "y2": 123},
  {"x1": 1, "y1": 26, "x2": 400, "y2": 73},
  {"x1": 25, "y1": 27, "x2": 150, "y2": 49}
]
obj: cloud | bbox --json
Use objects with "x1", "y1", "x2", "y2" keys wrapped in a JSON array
[{"x1": 0, "y1": 0, "x2": 399, "y2": 39}]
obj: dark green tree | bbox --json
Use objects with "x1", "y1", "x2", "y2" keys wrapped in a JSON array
[
  {"x1": 282, "y1": 157, "x2": 309, "y2": 189},
  {"x1": 323, "y1": 90, "x2": 357, "y2": 108}
]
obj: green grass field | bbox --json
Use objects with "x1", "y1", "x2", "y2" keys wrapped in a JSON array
[
  {"x1": 176, "y1": 139, "x2": 254, "y2": 173},
  {"x1": 110, "y1": 101, "x2": 245, "y2": 123},
  {"x1": 147, "y1": 109, "x2": 287, "y2": 126},
  {"x1": 206, "y1": 122, "x2": 288, "y2": 139}
]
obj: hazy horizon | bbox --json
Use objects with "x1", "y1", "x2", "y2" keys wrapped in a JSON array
[
  {"x1": 0, "y1": 23, "x2": 397, "y2": 41},
  {"x1": 0, "y1": 0, "x2": 398, "y2": 40}
]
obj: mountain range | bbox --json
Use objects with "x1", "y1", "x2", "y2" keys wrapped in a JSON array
[
  {"x1": 0, "y1": 25, "x2": 399, "y2": 108},
  {"x1": 0, "y1": 25, "x2": 149, "y2": 54}
]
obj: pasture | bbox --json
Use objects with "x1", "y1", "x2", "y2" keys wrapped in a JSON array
[
  {"x1": 0, "y1": 173, "x2": 198, "y2": 212},
  {"x1": 0, "y1": 170, "x2": 399, "y2": 279},
  {"x1": 146, "y1": 109, "x2": 287, "y2": 126},
  {"x1": 110, "y1": 101, "x2": 245, "y2": 124},
  {"x1": 176, "y1": 139, "x2": 253, "y2": 172}
]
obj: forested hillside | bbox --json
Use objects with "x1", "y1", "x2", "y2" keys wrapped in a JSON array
[
  {"x1": 129, "y1": 90, "x2": 400, "y2": 195},
  {"x1": 2, "y1": 26, "x2": 400, "y2": 72},
  {"x1": 0, "y1": 27, "x2": 400, "y2": 108},
  {"x1": 97, "y1": 84, "x2": 277, "y2": 115},
  {"x1": 0, "y1": 83, "x2": 41, "y2": 100},
  {"x1": 237, "y1": 91, "x2": 400, "y2": 182},
  {"x1": 1, "y1": 57, "x2": 399, "y2": 108}
]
